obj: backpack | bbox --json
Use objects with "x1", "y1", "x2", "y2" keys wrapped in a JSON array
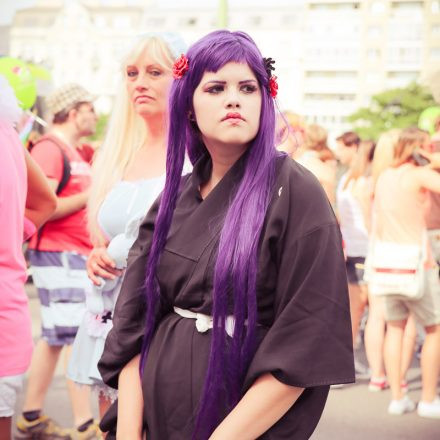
[{"x1": 29, "y1": 135, "x2": 72, "y2": 250}]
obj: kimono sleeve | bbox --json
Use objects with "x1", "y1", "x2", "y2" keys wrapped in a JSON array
[
  {"x1": 98, "y1": 197, "x2": 159, "y2": 389},
  {"x1": 246, "y1": 223, "x2": 354, "y2": 390},
  {"x1": 244, "y1": 160, "x2": 355, "y2": 391}
]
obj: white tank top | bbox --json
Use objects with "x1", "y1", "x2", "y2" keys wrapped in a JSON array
[{"x1": 336, "y1": 173, "x2": 369, "y2": 257}]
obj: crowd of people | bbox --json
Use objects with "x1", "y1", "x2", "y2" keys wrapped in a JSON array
[
  {"x1": 283, "y1": 118, "x2": 440, "y2": 418},
  {"x1": 0, "y1": 28, "x2": 439, "y2": 440}
]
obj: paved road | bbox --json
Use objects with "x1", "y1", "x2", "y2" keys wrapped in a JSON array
[{"x1": 14, "y1": 284, "x2": 440, "y2": 439}]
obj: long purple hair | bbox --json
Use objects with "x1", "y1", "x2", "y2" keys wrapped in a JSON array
[{"x1": 140, "y1": 30, "x2": 277, "y2": 438}]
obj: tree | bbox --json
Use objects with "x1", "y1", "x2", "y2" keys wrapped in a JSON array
[
  {"x1": 87, "y1": 113, "x2": 109, "y2": 142},
  {"x1": 348, "y1": 82, "x2": 436, "y2": 140}
]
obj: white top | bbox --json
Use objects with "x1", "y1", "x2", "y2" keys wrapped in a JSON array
[
  {"x1": 98, "y1": 175, "x2": 165, "y2": 240},
  {"x1": 336, "y1": 173, "x2": 369, "y2": 257}
]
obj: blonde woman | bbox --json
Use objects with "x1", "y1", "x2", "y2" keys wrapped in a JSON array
[
  {"x1": 372, "y1": 127, "x2": 440, "y2": 417},
  {"x1": 295, "y1": 124, "x2": 336, "y2": 204},
  {"x1": 371, "y1": 129, "x2": 402, "y2": 189},
  {"x1": 366, "y1": 129, "x2": 418, "y2": 394},
  {"x1": 276, "y1": 111, "x2": 305, "y2": 157},
  {"x1": 67, "y1": 33, "x2": 187, "y2": 422}
]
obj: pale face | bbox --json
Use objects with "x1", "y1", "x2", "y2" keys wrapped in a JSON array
[
  {"x1": 126, "y1": 50, "x2": 173, "y2": 118},
  {"x1": 73, "y1": 102, "x2": 97, "y2": 137},
  {"x1": 192, "y1": 62, "x2": 262, "y2": 151}
]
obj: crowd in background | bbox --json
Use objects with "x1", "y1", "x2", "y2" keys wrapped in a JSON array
[
  {"x1": 1, "y1": 29, "x2": 440, "y2": 440},
  {"x1": 278, "y1": 114, "x2": 440, "y2": 417}
]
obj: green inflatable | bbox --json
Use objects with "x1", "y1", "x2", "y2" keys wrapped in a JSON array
[
  {"x1": 0, "y1": 57, "x2": 37, "y2": 109},
  {"x1": 418, "y1": 106, "x2": 440, "y2": 135}
]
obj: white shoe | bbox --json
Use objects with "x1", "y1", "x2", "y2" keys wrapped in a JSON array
[
  {"x1": 388, "y1": 395, "x2": 416, "y2": 415},
  {"x1": 417, "y1": 397, "x2": 440, "y2": 419}
]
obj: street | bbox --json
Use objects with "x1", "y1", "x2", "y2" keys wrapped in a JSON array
[{"x1": 14, "y1": 283, "x2": 440, "y2": 440}]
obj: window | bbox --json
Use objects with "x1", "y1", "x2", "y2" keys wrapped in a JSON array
[
  {"x1": 367, "y1": 48, "x2": 380, "y2": 61},
  {"x1": 387, "y1": 71, "x2": 418, "y2": 87},
  {"x1": 113, "y1": 16, "x2": 131, "y2": 29},
  {"x1": 282, "y1": 15, "x2": 297, "y2": 26},
  {"x1": 431, "y1": 48, "x2": 440, "y2": 59},
  {"x1": 367, "y1": 26, "x2": 381, "y2": 38},
  {"x1": 187, "y1": 17, "x2": 197, "y2": 26},
  {"x1": 309, "y1": 2, "x2": 360, "y2": 11},
  {"x1": 371, "y1": 1, "x2": 386, "y2": 13},
  {"x1": 145, "y1": 17, "x2": 165, "y2": 27},
  {"x1": 366, "y1": 72, "x2": 381, "y2": 84},
  {"x1": 387, "y1": 47, "x2": 421, "y2": 64},
  {"x1": 391, "y1": 1, "x2": 423, "y2": 17},
  {"x1": 432, "y1": 24, "x2": 440, "y2": 36},
  {"x1": 306, "y1": 71, "x2": 357, "y2": 79},
  {"x1": 249, "y1": 16, "x2": 262, "y2": 26},
  {"x1": 389, "y1": 22, "x2": 422, "y2": 40},
  {"x1": 433, "y1": 1, "x2": 440, "y2": 13},
  {"x1": 95, "y1": 16, "x2": 106, "y2": 28}
]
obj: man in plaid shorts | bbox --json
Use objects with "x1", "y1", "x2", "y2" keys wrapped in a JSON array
[{"x1": 16, "y1": 84, "x2": 101, "y2": 439}]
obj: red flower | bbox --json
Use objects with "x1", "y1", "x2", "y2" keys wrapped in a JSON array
[
  {"x1": 173, "y1": 54, "x2": 189, "y2": 79},
  {"x1": 269, "y1": 75, "x2": 278, "y2": 98}
]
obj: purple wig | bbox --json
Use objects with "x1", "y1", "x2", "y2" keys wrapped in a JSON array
[{"x1": 141, "y1": 30, "x2": 278, "y2": 438}]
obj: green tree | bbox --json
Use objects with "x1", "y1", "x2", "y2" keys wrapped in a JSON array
[
  {"x1": 87, "y1": 113, "x2": 109, "y2": 142},
  {"x1": 348, "y1": 82, "x2": 436, "y2": 140}
]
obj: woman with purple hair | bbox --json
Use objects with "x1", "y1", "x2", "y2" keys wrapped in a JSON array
[{"x1": 98, "y1": 30, "x2": 354, "y2": 439}]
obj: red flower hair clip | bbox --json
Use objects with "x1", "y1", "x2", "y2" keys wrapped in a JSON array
[
  {"x1": 269, "y1": 75, "x2": 278, "y2": 99},
  {"x1": 173, "y1": 54, "x2": 189, "y2": 79},
  {"x1": 263, "y1": 57, "x2": 278, "y2": 98}
]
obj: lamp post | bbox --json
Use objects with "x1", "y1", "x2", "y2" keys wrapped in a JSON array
[{"x1": 218, "y1": 0, "x2": 228, "y2": 28}]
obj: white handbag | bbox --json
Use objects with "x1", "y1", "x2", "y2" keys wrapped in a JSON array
[{"x1": 364, "y1": 241, "x2": 424, "y2": 299}]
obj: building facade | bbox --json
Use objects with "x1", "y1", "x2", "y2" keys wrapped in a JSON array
[{"x1": 7, "y1": 0, "x2": 440, "y2": 134}]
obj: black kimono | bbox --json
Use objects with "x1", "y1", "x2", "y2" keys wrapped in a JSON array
[{"x1": 98, "y1": 153, "x2": 355, "y2": 439}]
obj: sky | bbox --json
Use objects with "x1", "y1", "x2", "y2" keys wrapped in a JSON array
[{"x1": 0, "y1": 0, "x2": 303, "y2": 26}]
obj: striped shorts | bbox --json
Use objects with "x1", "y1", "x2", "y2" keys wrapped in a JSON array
[{"x1": 28, "y1": 250, "x2": 89, "y2": 346}]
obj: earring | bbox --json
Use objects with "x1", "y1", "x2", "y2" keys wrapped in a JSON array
[{"x1": 188, "y1": 111, "x2": 196, "y2": 122}]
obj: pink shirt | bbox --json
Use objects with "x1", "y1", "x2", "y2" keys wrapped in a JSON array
[{"x1": 0, "y1": 120, "x2": 33, "y2": 376}]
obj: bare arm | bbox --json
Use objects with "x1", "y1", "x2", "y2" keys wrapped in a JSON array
[
  {"x1": 416, "y1": 167, "x2": 440, "y2": 194},
  {"x1": 116, "y1": 355, "x2": 144, "y2": 440},
  {"x1": 24, "y1": 149, "x2": 57, "y2": 229},
  {"x1": 209, "y1": 373, "x2": 304, "y2": 440},
  {"x1": 46, "y1": 177, "x2": 89, "y2": 220}
]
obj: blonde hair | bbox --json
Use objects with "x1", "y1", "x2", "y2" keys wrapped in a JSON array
[
  {"x1": 371, "y1": 129, "x2": 401, "y2": 188},
  {"x1": 88, "y1": 36, "x2": 175, "y2": 246},
  {"x1": 343, "y1": 140, "x2": 375, "y2": 189},
  {"x1": 303, "y1": 124, "x2": 328, "y2": 152}
]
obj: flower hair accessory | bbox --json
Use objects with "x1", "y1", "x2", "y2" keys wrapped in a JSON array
[
  {"x1": 269, "y1": 76, "x2": 278, "y2": 98},
  {"x1": 263, "y1": 57, "x2": 278, "y2": 98},
  {"x1": 173, "y1": 54, "x2": 189, "y2": 79}
]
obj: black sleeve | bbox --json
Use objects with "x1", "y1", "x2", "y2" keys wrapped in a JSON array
[
  {"x1": 245, "y1": 159, "x2": 355, "y2": 391},
  {"x1": 246, "y1": 224, "x2": 354, "y2": 390},
  {"x1": 98, "y1": 198, "x2": 159, "y2": 389}
]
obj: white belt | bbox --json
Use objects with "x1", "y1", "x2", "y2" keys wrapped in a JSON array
[{"x1": 174, "y1": 307, "x2": 235, "y2": 337}]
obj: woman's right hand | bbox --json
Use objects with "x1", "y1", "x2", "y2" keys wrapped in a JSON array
[
  {"x1": 87, "y1": 246, "x2": 123, "y2": 286},
  {"x1": 418, "y1": 150, "x2": 440, "y2": 169}
]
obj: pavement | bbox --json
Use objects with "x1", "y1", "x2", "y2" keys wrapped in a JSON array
[{"x1": 13, "y1": 283, "x2": 440, "y2": 439}]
